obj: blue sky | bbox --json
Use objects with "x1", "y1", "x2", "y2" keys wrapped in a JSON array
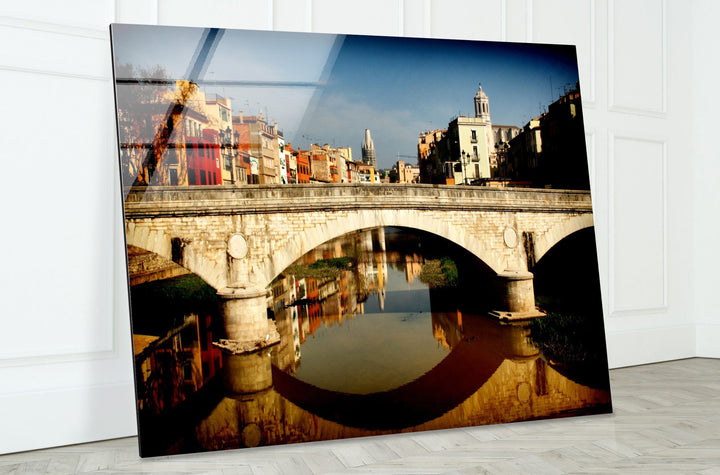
[{"x1": 112, "y1": 24, "x2": 580, "y2": 169}]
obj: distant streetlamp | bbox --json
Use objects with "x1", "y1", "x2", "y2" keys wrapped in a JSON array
[{"x1": 461, "y1": 150, "x2": 468, "y2": 185}]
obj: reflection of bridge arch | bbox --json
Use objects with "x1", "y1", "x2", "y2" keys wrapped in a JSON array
[
  {"x1": 270, "y1": 314, "x2": 534, "y2": 430},
  {"x1": 271, "y1": 339, "x2": 505, "y2": 430}
]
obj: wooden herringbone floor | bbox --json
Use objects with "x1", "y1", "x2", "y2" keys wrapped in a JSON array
[{"x1": 1, "y1": 358, "x2": 719, "y2": 474}]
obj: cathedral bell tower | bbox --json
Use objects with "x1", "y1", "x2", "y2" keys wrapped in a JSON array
[{"x1": 474, "y1": 83, "x2": 491, "y2": 122}]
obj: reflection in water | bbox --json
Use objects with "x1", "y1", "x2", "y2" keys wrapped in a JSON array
[{"x1": 129, "y1": 226, "x2": 611, "y2": 456}]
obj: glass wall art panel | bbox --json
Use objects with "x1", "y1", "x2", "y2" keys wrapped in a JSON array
[{"x1": 110, "y1": 24, "x2": 612, "y2": 457}]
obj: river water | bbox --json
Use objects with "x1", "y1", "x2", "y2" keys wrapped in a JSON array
[{"x1": 129, "y1": 226, "x2": 611, "y2": 456}]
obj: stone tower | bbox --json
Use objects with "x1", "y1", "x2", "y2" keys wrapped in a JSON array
[
  {"x1": 474, "y1": 83, "x2": 491, "y2": 122},
  {"x1": 361, "y1": 129, "x2": 377, "y2": 168}
]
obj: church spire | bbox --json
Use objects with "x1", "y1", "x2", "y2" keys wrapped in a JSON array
[
  {"x1": 361, "y1": 128, "x2": 377, "y2": 168},
  {"x1": 474, "y1": 83, "x2": 490, "y2": 121}
]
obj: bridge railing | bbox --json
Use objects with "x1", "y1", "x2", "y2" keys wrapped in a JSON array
[{"x1": 123, "y1": 183, "x2": 593, "y2": 218}]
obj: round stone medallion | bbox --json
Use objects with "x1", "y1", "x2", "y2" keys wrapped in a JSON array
[
  {"x1": 503, "y1": 227, "x2": 519, "y2": 248},
  {"x1": 241, "y1": 423, "x2": 262, "y2": 447},
  {"x1": 227, "y1": 233, "x2": 249, "y2": 259},
  {"x1": 517, "y1": 382, "x2": 531, "y2": 403}
]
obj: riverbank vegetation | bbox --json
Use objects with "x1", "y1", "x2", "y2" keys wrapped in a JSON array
[
  {"x1": 285, "y1": 257, "x2": 352, "y2": 280},
  {"x1": 418, "y1": 257, "x2": 458, "y2": 288}
]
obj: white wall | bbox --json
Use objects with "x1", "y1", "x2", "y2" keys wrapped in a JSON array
[
  {"x1": 0, "y1": 0, "x2": 713, "y2": 454},
  {"x1": 691, "y1": 0, "x2": 720, "y2": 358}
]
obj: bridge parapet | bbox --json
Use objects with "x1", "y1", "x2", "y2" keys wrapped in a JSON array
[{"x1": 123, "y1": 184, "x2": 593, "y2": 218}]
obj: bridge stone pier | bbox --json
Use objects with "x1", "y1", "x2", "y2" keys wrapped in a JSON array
[{"x1": 124, "y1": 184, "x2": 594, "y2": 346}]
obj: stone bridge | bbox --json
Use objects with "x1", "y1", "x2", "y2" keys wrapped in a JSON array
[{"x1": 124, "y1": 183, "x2": 594, "y2": 346}]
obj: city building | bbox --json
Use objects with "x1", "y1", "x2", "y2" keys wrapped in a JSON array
[
  {"x1": 395, "y1": 160, "x2": 419, "y2": 183},
  {"x1": 234, "y1": 112, "x2": 280, "y2": 184},
  {"x1": 285, "y1": 142, "x2": 298, "y2": 184},
  {"x1": 186, "y1": 128, "x2": 222, "y2": 185},
  {"x1": 334, "y1": 146, "x2": 352, "y2": 183},
  {"x1": 491, "y1": 125, "x2": 521, "y2": 174},
  {"x1": 357, "y1": 163, "x2": 379, "y2": 183},
  {"x1": 504, "y1": 84, "x2": 589, "y2": 189},
  {"x1": 278, "y1": 135, "x2": 288, "y2": 184},
  {"x1": 117, "y1": 80, "x2": 227, "y2": 187},
  {"x1": 345, "y1": 160, "x2": 360, "y2": 183},
  {"x1": 417, "y1": 84, "x2": 494, "y2": 185},
  {"x1": 204, "y1": 94, "x2": 239, "y2": 184},
  {"x1": 231, "y1": 116, "x2": 258, "y2": 184},
  {"x1": 417, "y1": 128, "x2": 447, "y2": 184},
  {"x1": 296, "y1": 149, "x2": 311, "y2": 183}
]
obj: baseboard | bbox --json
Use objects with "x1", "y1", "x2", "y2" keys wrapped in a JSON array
[
  {"x1": 606, "y1": 325, "x2": 696, "y2": 369},
  {"x1": 695, "y1": 324, "x2": 720, "y2": 358},
  {"x1": 0, "y1": 382, "x2": 137, "y2": 455}
]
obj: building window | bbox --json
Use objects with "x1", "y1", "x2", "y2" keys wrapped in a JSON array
[
  {"x1": 471, "y1": 130, "x2": 477, "y2": 142},
  {"x1": 169, "y1": 168, "x2": 178, "y2": 186},
  {"x1": 473, "y1": 146, "x2": 478, "y2": 160}
]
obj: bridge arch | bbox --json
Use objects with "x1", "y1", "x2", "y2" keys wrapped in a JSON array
[
  {"x1": 262, "y1": 208, "x2": 503, "y2": 287},
  {"x1": 125, "y1": 223, "x2": 230, "y2": 291},
  {"x1": 532, "y1": 214, "x2": 595, "y2": 265}
]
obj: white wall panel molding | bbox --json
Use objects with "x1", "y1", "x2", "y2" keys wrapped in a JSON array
[
  {"x1": 501, "y1": 0, "x2": 507, "y2": 41},
  {"x1": 0, "y1": 64, "x2": 109, "y2": 82},
  {"x1": 0, "y1": 382, "x2": 136, "y2": 455},
  {"x1": 696, "y1": 325, "x2": 720, "y2": 358},
  {"x1": 0, "y1": 1, "x2": 115, "y2": 32},
  {"x1": 608, "y1": 0, "x2": 666, "y2": 116},
  {"x1": 157, "y1": 0, "x2": 273, "y2": 30},
  {"x1": 606, "y1": 324, "x2": 695, "y2": 368},
  {"x1": 114, "y1": 0, "x2": 158, "y2": 25},
  {"x1": 0, "y1": 24, "x2": 111, "y2": 79},
  {"x1": 273, "y1": 0, "x2": 312, "y2": 32},
  {"x1": 585, "y1": 129, "x2": 597, "y2": 196},
  {"x1": 504, "y1": 0, "x2": 529, "y2": 42},
  {"x1": 528, "y1": 0, "x2": 597, "y2": 106},
  {"x1": 402, "y1": 0, "x2": 431, "y2": 38},
  {"x1": 311, "y1": 0, "x2": 402, "y2": 36},
  {"x1": 608, "y1": 133, "x2": 667, "y2": 317},
  {"x1": 429, "y1": 0, "x2": 503, "y2": 41},
  {"x1": 0, "y1": 15, "x2": 108, "y2": 39},
  {"x1": 525, "y1": 0, "x2": 533, "y2": 42}
]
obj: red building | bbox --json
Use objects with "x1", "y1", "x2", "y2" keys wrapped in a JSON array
[
  {"x1": 296, "y1": 150, "x2": 311, "y2": 183},
  {"x1": 186, "y1": 129, "x2": 222, "y2": 185}
]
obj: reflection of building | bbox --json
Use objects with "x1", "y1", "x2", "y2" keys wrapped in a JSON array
[
  {"x1": 432, "y1": 311, "x2": 464, "y2": 350},
  {"x1": 404, "y1": 254, "x2": 423, "y2": 283},
  {"x1": 134, "y1": 312, "x2": 223, "y2": 415}
]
